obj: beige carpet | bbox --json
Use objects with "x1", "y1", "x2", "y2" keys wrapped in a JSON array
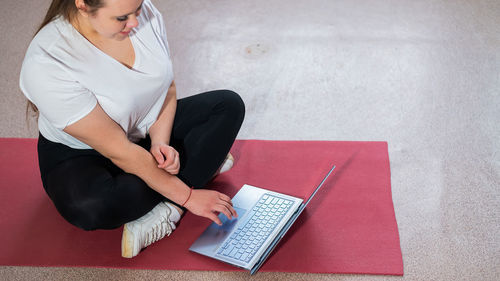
[{"x1": 1, "y1": 0, "x2": 499, "y2": 280}]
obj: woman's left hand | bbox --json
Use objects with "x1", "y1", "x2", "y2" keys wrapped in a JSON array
[{"x1": 150, "y1": 143, "x2": 180, "y2": 175}]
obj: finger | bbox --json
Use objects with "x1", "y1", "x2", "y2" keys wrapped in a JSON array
[
  {"x1": 223, "y1": 202, "x2": 238, "y2": 218},
  {"x1": 166, "y1": 164, "x2": 179, "y2": 174},
  {"x1": 214, "y1": 204, "x2": 233, "y2": 220},
  {"x1": 207, "y1": 212, "x2": 223, "y2": 226},
  {"x1": 165, "y1": 155, "x2": 180, "y2": 173},
  {"x1": 174, "y1": 151, "x2": 180, "y2": 167},
  {"x1": 173, "y1": 153, "x2": 180, "y2": 172},
  {"x1": 151, "y1": 149, "x2": 165, "y2": 165},
  {"x1": 218, "y1": 198, "x2": 237, "y2": 218},
  {"x1": 166, "y1": 167, "x2": 179, "y2": 175},
  {"x1": 165, "y1": 148, "x2": 176, "y2": 167},
  {"x1": 218, "y1": 193, "x2": 233, "y2": 205},
  {"x1": 169, "y1": 148, "x2": 176, "y2": 162},
  {"x1": 165, "y1": 152, "x2": 178, "y2": 168},
  {"x1": 228, "y1": 204, "x2": 238, "y2": 218},
  {"x1": 156, "y1": 146, "x2": 165, "y2": 166},
  {"x1": 158, "y1": 147, "x2": 173, "y2": 168},
  {"x1": 217, "y1": 194, "x2": 236, "y2": 217},
  {"x1": 172, "y1": 163, "x2": 180, "y2": 174}
]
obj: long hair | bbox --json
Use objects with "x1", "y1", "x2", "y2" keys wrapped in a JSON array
[{"x1": 26, "y1": 0, "x2": 104, "y2": 117}]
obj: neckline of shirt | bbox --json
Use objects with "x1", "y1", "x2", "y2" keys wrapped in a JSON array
[{"x1": 58, "y1": 17, "x2": 141, "y2": 71}]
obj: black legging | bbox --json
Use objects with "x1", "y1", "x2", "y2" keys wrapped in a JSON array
[{"x1": 37, "y1": 90, "x2": 245, "y2": 231}]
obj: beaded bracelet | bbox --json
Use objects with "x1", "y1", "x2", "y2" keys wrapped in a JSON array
[{"x1": 181, "y1": 186, "x2": 194, "y2": 207}]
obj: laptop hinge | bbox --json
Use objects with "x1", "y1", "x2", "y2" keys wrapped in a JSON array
[{"x1": 250, "y1": 203, "x2": 305, "y2": 275}]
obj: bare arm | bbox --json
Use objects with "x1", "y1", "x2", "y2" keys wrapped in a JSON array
[
  {"x1": 64, "y1": 103, "x2": 189, "y2": 204},
  {"x1": 148, "y1": 81, "x2": 179, "y2": 174},
  {"x1": 149, "y1": 81, "x2": 177, "y2": 146},
  {"x1": 63, "y1": 103, "x2": 237, "y2": 224}
]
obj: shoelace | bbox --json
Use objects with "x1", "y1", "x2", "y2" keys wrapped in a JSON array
[{"x1": 144, "y1": 211, "x2": 174, "y2": 247}]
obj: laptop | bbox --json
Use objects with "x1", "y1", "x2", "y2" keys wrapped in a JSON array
[{"x1": 189, "y1": 164, "x2": 336, "y2": 274}]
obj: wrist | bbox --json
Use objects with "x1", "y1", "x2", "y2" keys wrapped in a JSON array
[
  {"x1": 150, "y1": 141, "x2": 169, "y2": 149},
  {"x1": 181, "y1": 186, "x2": 194, "y2": 207},
  {"x1": 149, "y1": 125, "x2": 171, "y2": 146},
  {"x1": 149, "y1": 136, "x2": 169, "y2": 147}
]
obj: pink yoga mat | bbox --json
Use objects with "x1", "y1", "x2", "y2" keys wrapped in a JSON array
[{"x1": 0, "y1": 138, "x2": 403, "y2": 275}]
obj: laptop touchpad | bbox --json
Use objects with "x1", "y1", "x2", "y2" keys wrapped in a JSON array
[
  {"x1": 189, "y1": 206, "x2": 247, "y2": 254},
  {"x1": 215, "y1": 206, "x2": 246, "y2": 236}
]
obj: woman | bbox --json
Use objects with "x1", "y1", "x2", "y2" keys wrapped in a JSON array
[{"x1": 19, "y1": 0, "x2": 245, "y2": 258}]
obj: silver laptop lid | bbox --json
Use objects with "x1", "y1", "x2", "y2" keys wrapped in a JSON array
[{"x1": 250, "y1": 164, "x2": 336, "y2": 274}]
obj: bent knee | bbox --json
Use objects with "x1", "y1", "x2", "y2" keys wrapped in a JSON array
[
  {"x1": 53, "y1": 196, "x2": 111, "y2": 231},
  {"x1": 216, "y1": 90, "x2": 246, "y2": 120}
]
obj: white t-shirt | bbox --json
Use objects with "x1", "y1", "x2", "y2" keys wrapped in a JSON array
[{"x1": 20, "y1": 0, "x2": 174, "y2": 149}]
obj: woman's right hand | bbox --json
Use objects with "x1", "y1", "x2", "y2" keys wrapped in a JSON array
[
  {"x1": 150, "y1": 142, "x2": 180, "y2": 175},
  {"x1": 184, "y1": 189, "x2": 238, "y2": 225}
]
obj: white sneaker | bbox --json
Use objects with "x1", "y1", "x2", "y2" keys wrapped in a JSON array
[
  {"x1": 217, "y1": 153, "x2": 234, "y2": 175},
  {"x1": 121, "y1": 201, "x2": 181, "y2": 258}
]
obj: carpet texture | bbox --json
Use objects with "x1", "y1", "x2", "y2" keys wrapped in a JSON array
[{"x1": 0, "y1": 138, "x2": 403, "y2": 275}]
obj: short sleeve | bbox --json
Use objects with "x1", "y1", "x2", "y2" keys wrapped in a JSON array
[
  {"x1": 143, "y1": 0, "x2": 171, "y2": 58},
  {"x1": 20, "y1": 57, "x2": 97, "y2": 129}
]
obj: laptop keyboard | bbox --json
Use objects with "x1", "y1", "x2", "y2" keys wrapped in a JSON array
[{"x1": 217, "y1": 193, "x2": 294, "y2": 263}]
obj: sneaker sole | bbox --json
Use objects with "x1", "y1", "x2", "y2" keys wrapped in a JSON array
[{"x1": 121, "y1": 224, "x2": 135, "y2": 258}]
